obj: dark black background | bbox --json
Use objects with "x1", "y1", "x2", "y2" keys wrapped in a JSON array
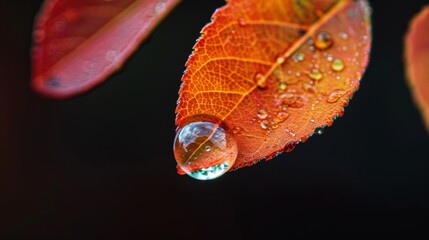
[{"x1": 1, "y1": 0, "x2": 429, "y2": 239}]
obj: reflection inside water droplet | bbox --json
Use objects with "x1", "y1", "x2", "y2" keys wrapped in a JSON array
[{"x1": 174, "y1": 117, "x2": 238, "y2": 180}]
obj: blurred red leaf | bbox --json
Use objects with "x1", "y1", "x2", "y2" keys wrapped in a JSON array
[
  {"x1": 405, "y1": 5, "x2": 429, "y2": 132},
  {"x1": 174, "y1": 0, "x2": 372, "y2": 176},
  {"x1": 32, "y1": 0, "x2": 180, "y2": 99}
]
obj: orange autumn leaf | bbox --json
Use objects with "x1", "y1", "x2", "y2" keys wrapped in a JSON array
[
  {"x1": 405, "y1": 5, "x2": 429, "y2": 132},
  {"x1": 174, "y1": 0, "x2": 372, "y2": 180},
  {"x1": 32, "y1": 0, "x2": 180, "y2": 99}
]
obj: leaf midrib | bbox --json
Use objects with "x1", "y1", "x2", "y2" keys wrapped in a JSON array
[{"x1": 219, "y1": 0, "x2": 352, "y2": 122}]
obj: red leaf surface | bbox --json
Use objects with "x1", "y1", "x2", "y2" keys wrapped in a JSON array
[
  {"x1": 405, "y1": 5, "x2": 429, "y2": 132},
  {"x1": 174, "y1": 0, "x2": 372, "y2": 179},
  {"x1": 32, "y1": 0, "x2": 180, "y2": 99}
]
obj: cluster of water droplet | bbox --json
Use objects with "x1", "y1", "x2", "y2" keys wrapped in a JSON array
[
  {"x1": 252, "y1": 107, "x2": 291, "y2": 132},
  {"x1": 248, "y1": 29, "x2": 363, "y2": 137}
]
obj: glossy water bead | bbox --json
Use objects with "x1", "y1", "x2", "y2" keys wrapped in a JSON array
[{"x1": 173, "y1": 117, "x2": 238, "y2": 180}]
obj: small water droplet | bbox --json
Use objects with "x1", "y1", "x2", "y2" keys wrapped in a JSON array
[
  {"x1": 105, "y1": 50, "x2": 119, "y2": 63},
  {"x1": 277, "y1": 56, "x2": 285, "y2": 64},
  {"x1": 279, "y1": 93, "x2": 305, "y2": 108},
  {"x1": 238, "y1": 17, "x2": 247, "y2": 26},
  {"x1": 279, "y1": 82, "x2": 287, "y2": 91},
  {"x1": 331, "y1": 58, "x2": 345, "y2": 72},
  {"x1": 254, "y1": 73, "x2": 267, "y2": 88},
  {"x1": 283, "y1": 142, "x2": 296, "y2": 153},
  {"x1": 339, "y1": 32, "x2": 348, "y2": 40},
  {"x1": 327, "y1": 54, "x2": 334, "y2": 62},
  {"x1": 271, "y1": 121, "x2": 279, "y2": 129},
  {"x1": 232, "y1": 126, "x2": 242, "y2": 134},
  {"x1": 310, "y1": 119, "x2": 316, "y2": 124},
  {"x1": 327, "y1": 90, "x2": 347, "y2": 103},
  {"x1": 315, "y1": 32, "x2": 333, "y2": 50},
  {"x1": 280, "y1": 103, "x2": 288, "y2": 111},
  {"x1": 273, "y1": 112, "x2": 289, "y2": 123},
  {"x1": 314, "y1": 126, "x2": 325, "y2": 135},
  {"x1": 173, "y1": 116, "x2": 238, "y2": 180},
  {"x1": 309, "y1": 68, "x2": 323, "y2": 81},
  {"x1": 257, "y1": 108, "x2": 268, "y2": 119},
  {"x1": 260, "y1": 120, "x2": 270, "y2": 130},
  {"x1": 297, "y1": 53, "x2": 305, "y2": 61}
]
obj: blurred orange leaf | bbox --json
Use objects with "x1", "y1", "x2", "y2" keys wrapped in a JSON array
[
  {"x1": 405, "y1": 5, "x2": 429, "y2": 132},
  {"x1": 175, "y1": 0, "x2": 372, "y2": 176},
  {"x1": 32, "y1": 0, "x2": 180, "y2": 99}
]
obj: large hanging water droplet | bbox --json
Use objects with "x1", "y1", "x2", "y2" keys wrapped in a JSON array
[
  {"x1": 315, "y1": 32, "x2": 333, "y2": 50},
  {"x1": 173, "y1": 117, "x2": 238, "y2": 180}
]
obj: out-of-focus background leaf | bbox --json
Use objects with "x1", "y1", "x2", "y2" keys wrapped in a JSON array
[{"x1": 0, "y1": 0, "x2": 428, "y2": 239}]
